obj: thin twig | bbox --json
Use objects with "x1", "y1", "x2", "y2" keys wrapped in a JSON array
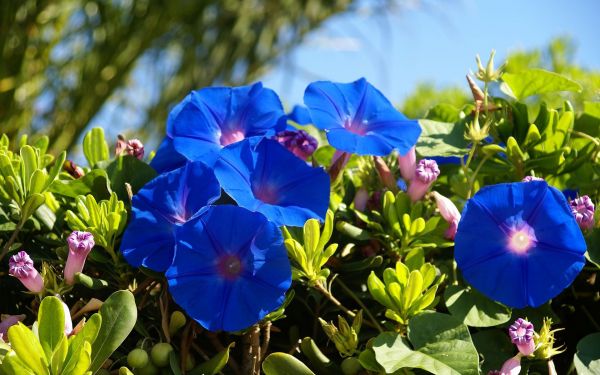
[
  {"x1": 313, "y1": 282, "x2": 356, "y2": 318},
  {"x1": 334, "y1": 278, "x2": 384, "y2": 333},
  {"x1": 0, "y1": 220, "x2": 24, "y2": 261},
  {"x1": 259, "y1": 321, "x2": 272, "y2": 363}
]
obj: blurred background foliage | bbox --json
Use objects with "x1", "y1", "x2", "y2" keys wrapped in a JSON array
[{"x1": 0, "y1": 0, "x2": 357, "y2": 153}]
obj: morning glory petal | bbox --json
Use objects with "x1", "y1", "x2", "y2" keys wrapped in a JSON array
[
  {"x1": 214, "y1": 139, "x2": 330, "y2": 226},
  {"x1": 120, "y1": 161, "x2": 221, "y2": 272},
  {"x1": 149, "y1": 136, "x2": 188, "y2": 174}
]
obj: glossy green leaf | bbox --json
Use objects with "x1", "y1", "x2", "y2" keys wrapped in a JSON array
[
  {"x1": 0, "y1": 350, "x2": 36, "y2": 375},
  {"x1": 262, "y1": 353, "x2": 315, "y2": 375},
  {"x1": 89, "y1": 291, "x2": 137, "y2": 373},
  {"x1": 63, "y1": 313, "x2": 102, "y2": 375},
  {"x1": 189, "y1": 342, "x2": 234, "y2": 375},
  {"x1": 444, "y1": 285, "x2": 512, "y2": 327},
  {"x1": 574, "y1": 333, "x2": 600, "y2": 374},
  {"x1": 50, "y1": 336, "x2": 68, "y2": 374},
  {"x1": 501, "y1": 68, "x2": 582, "y2": 100},
  {"x1": 371, "y1": 312, "x2": 478, "y2": 375},
  {"x1": 472, "y1": 330, "x2": 515, "y2": 374},
  {"x1": 104, "y1": 155, "x2": 157, "y2": 201},
  {"x1": 7, "y1": 323, "x2": 50, "y2": 375},
  {"x1": 50, "y1": 169, "x2": 112, "y2": 200},
  {"x1": 417, "y1": 120, "x2": 469, "y2": 157},
  {"x1": 38, "y1": 296, "x2": 67, "y2": 362}
]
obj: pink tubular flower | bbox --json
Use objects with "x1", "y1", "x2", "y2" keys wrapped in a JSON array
[
  {"x1": 570, "y1": 195, "x2": 595, "y2": 230},
  {"x1": 398, "y1": 146, "x2": 417, "y2": 181},
  {"x1": 509, "y1": 318, "x2": 535, "y2": 356},
  {"x1": 432, "y1": 191, "x2": 461, "y2": 240},
  {"x1": 116, "y1": 135, "x2": 145, "y2": 159},
  {"x1": 522, "y1": 176, "x2": 544, "y2": 182},
  {"x1": 9, "y1": 251, "x2": 44, "y2": 293},
  {"x1": 64, "y1": 160, "x2": 84, "y2": 179},
  {"x1": 64, "y1": 231, "x2": 95, "y2": 285},
  {"x1": 499, "y1": 355, "x2": 522, "y2": 375},
  {"x1": 0, "y1": 314, "x2": 25, "y2": 342},
  {"x1": 407, "y1": 159, "x2": 440, "y2": 202},
  {"x1": 273, "y1": 129, "x2": 318, "y2": 161}
]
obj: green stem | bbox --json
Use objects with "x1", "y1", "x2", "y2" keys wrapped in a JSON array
[
  {"x1": 0, "y1": 219, "x2": 25, "y2": 262},
  {"x1": 335, "y1": 278, "x2": 384, "y2": 333},
  {"x1": 314, "y1": 282, "x2": 356, "y2": 318},
  {"x1": 466, "y1": 155, "x2": 490, "y2": 199}
]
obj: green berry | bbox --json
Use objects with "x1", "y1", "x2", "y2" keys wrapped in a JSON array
[
  {"x1": 127, "y1": 348, "x2": 149, "y2": 369},
  {"x1": 135, "y1": 362, "x2": 159, "y2": 375},
  {"x1": 341, "y1": 357, "x2": 362, "y2": 375},
  {"x1": 150, "y1": 343, "x2": 174, "y2": 368}
]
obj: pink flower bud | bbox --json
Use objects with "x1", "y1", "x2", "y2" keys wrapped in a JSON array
[
  {"x1": 373, "y1": 156, "x2": 397, "y2": 191},
  {"x1": 432, "y1": 192, "x2": 461, "y2": 240},
  {"x1": 9, "y1": 251, "x2": 44, "y2": 293},
  {"x1": 407, "y1": 159, "x2": 440, "y2": 202},
  {"x1": 64, "y1": 231, "x2": 95, "y2": 285},
  {"x1": 522, "y1": 176, "x2": 544, "y2": 182},
  {"x1": 398, "y1": 146, "x2": 416, "y2": 181},
  {"x1": 329, "y1": 151, "x2": 351, "y2": 181},
  {"x1": 116, "y1": 135, "x2": 145, "y2": 159},
  {"x1": 0, "y1": 314, "x2": 25, "y2": 342},
  {"x1": 509, "y1": 318, "x2": 535, "y2": 356},
  {"x1": 274, "y1": 130, "x2": 318, "y2": 161},
  {"x1": 499, "y1": 355, "x2": 522, "y2": 375},
  {"x1": 354, "y1": 187, "x2": 369, "y2": 212},
  {"x1": 570, "y1": 195, "x2": 595, "y2": 230}
]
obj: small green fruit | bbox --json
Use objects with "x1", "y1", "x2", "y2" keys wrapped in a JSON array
[
  {"x1": 135, "y1": 361, "x2": 159, "y2": 375},
  {"x1": 341, "y1": 357, "x2": 362, "y2": 375},
  {"x1": 150, "y1": 343, "x2": 174, "y2": 368},
  {"x1": 127, "y1": 348, "x2": 149, "y2": 369}
]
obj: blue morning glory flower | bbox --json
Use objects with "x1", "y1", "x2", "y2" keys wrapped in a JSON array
[
  {"x1": 303, "y1": 78, "x2": 421, "y2": 156},
  {"x1": 165, "y1": 82, "x2": 286, "y2": 167},
  {"x1": 120, "y1": 161, "x2": 221, "y2": 272},
  {"x1": 214, "y1": 138, "x2": 330, "y2": 226},
  {"x1": 149, "y1": 136, "x2": 188, "y2": 174},
  {"x1": 167, "y1": 205, "x2": 291, "y2": 332},
  {"x1": 454, "y1": 181, "x2": 587, "y2": 308},
  {"x1": 287, "y1": 105, "x2": 313, "y2": 125}
]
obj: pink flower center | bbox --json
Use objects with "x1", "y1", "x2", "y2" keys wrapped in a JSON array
[
  {"x1": 220, "y1": 130, "x2": 245, "y2": 146},
  {"x1": 217, "y1": 255, "x2": 243, "y2": 280},
  {"x1": 344, "y1": 118, "x2": 368, "y2": 135},
  {"x1": 507, "y1": 225, "x2": 536, "y2": 254},
  {"x1": 254, "y1": 186, "x2": 279, "y2": 205}
]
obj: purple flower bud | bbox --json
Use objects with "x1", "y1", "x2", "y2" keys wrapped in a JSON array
[
  {"x1": 509, "y1": 318, "x2": 535, "y2": 356},
  {"x1": 522, "y1": 176, "x2": 544, "y2": 182},
  {"x1": 570, "y1": 195, "x2": 595, "y2": 230},
  {"x1": 398, "y1": 146, "x2": 417, "y2": 181},
  {"x1": 499, "y1": 355, "x2": 522, "y2": 375},
  {"x1": 0, "y1": 314, "x2": 25, "y2": 342},
  {"x1": 8, "y1": 251, "x2": 44, "y2": 293},
  {"x1": 432, "y1": 191, "x2": 461, "y2": 236},
  {"x1": 64, "y1": 231, "x2": 95, "y2": 285},
  {"x1": 407, "y1": 159, "x2": 440, "y2": 202},
  {"x1": 373, "y1": 156, "x2": 397, "y2": 191},
  {"x1": 63, "y1": 160, "x2": 84, "y2": 179},
  {"x1": 273, "y1": 130, "x2": 318, "y2": 161}
]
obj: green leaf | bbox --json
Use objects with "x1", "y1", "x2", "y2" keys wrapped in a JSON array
[
  {"x1": 262, "y1": 353, "x2": 315, "y2": 375},
  {"x1": 0, "y1": 350, "x2": 36, "y2": 375},
  {"x1": 472, "y1": 330, "x2": 515, "y2": 374},
  {"x1": 50, "y1": 336, "x2": 68, "y2": 375},
  {"x1": 189, "y1": 342, "x2": 234, "y2": 375},
  {"x1": 371, "y1": 312, "x2": 479, "y2": 374},
  {"x1": 417, "y1": 120, "x2": 469, "y2": 157},
  {"x1": 69, "y1": 341, "x2": 93, "y2": 375},
  {"x1": 20, "y1": 145, "x2": 38, "y2": 192},
  {"x1": 21, "y1": 193, "x2": 46, "y2": 221},
  {"x1": 425, "y1": 103, "x2": 462, "y2": 123},
  {"x1": 63, "y1": 313, "x2": 102, "y2": 375},
  {"x1": 574, "y1": 333, "x2": 600, "y2": 375},
  {"x1": 89, "y1": 291, "x2": 137, "y2": 373},
  {"x1": 7, "y1": 323, "x2": 50, "y2": 375},
  {"x1": 50, "y1": 169, "x2": 112, "y2": 200},
  {"x1": 444, "y1": 285, "x2": 511, "y2": 327},
  {"x1": 501, "y1": 69, "x2": 582, "y2": 100},
  {"x1": 83, "y1": 127, "x2": 109, "y2": 167},
  {"x1": 38, "y1": 296, "x2": 67, "y2": 362},
  {"x1": 104, "y1": 155, "x2": 157, "y2": 201}
]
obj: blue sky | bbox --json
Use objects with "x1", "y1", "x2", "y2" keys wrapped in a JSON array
[{"x1": 261, "y1": 0, "x2": 600, "y2": 107}]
